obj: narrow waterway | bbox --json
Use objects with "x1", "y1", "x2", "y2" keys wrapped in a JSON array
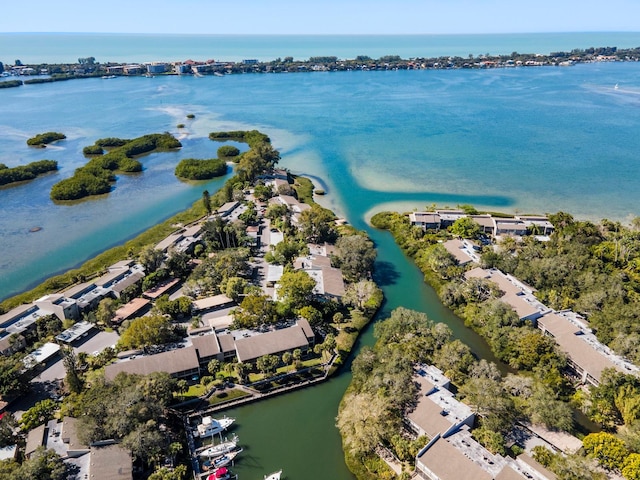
[{"x1": 223, "y1": 222, "x2": 504, "y2": 479}]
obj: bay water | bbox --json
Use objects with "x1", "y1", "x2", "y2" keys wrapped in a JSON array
[{"x1": 2, "y1": 33, "x2": 640, "y2": 478}]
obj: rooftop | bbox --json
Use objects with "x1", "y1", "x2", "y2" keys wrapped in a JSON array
[
  {"x1": 90, "y1": 444, "x2": 133, "y2": 480},
  {"x1": 104, "y1": 346, "x2": 200, "y2": 380},
  {"x1": 112, "y1": 298, "x2": 151, "y2": 324},
  {"x1": 537, "y1": 311, "x2": 639, "y2": 383},
  {"x1": 235, "y1": 323, "x2": 311, "y2": 363},
  {"x1": 55, "y1": 321, "x2": 95, "y2": 344},
  {"x1": 192, "y1": 294, "x2": 234, "y2": 311}
]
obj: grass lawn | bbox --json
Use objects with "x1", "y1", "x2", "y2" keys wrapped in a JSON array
[{"x1": 208, "y1": 388, "x2": 250, "y2": 406}]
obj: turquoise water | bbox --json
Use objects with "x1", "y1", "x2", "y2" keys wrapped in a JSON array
[
  {"x1": 2, "y1": 32, "x2": 640, "y2": 64},
  {"x1": 2, "y1": 61, "x2": 640, "y2": 300}
]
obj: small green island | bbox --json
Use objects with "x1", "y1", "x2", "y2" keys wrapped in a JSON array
[
  {"x1": 0, "y1": 160, "x2": 58, "y2": 186},
  {"x1": 217, "y1": 145, "x2": 240, "y2": 158},
  {"x1": 50, "y1": 133, "x2": 181, "y2": 201},
  {"x1": 26, "y1": 131, "x2": 66, "y2": 147},
  {"x1": 174, "y1": 158, "x2": 227, "y2": 180}
]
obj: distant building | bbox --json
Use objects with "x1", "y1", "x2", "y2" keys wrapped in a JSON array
[
  {"x1": 493, "y1": 218, "x2": 528, "y2": 237},
  {"x1": 146, "y1": 62, "x2": 167, "y2": 74},
  {"x1": 409, "y1": 212, "x2": 440, "y2": 230}
]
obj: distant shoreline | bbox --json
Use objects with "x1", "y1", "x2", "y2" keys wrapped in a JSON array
[{"x1": 0, "y1": 44, "x2": 638, "y2": 88}]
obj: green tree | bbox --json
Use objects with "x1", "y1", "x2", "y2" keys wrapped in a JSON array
[
  {"x1": 297, "y1": 204, "x2": 336, "y2": 244},
  {"x1": 472, "y1": 426, "x2": 506, "y2": 455},
  {"x1": 20, "y1": 399, "x2": 57, "y2": 431},
  {"x1": 148, "y1": 465, "x2": 187, "y2": 480},
  {"x1": 526, "y1": 384, "x2": 574, "y2": 431},
  {"x1": 207, "y1": 359, "x2": 221, "y2": 376},
  {"x1": 138, "y1": 244, "x2": 165, "y2": 273},
  {"x1": 0, "y1": 355, "x2": 28, "y2": 397},
  {"x1": 223, "y1": 276, "x2": 247, "y2": 302},
  {"x1": 122, "y1": 419, "x2": 165, "y2": 465},
  {"x1": 233, "y1": 291, "x2": 277, "y2": 328},
  {"x1": 176, "y1": 379, "x2": 188, "y2": 396},
  {"x1": 343, "y1": 280, "x2": 383, "y2": 311},
  {"x1": 217, "y1": 145, "x2": 240, "y2": 158},
  {"x1": 298, "y1": 305, "x2": 322, "y2": 326},
  {"x1": 322, "y1": 333, "x2": 337, "y2": 359},
  {"x1": 96, "y1": 297, "x2": 117, "y2": 325},
  {"x1": 277, "y1": 270, "x2": 316, "y2": 311},
  {"x1": 459, "y1": 360, "x2": 515, "y2": 433},
  {"x1": 256, "y1": 354, "x2": 280, "y2": 376},
  {"x1": 450, "y1": 216, "x2": 481, "y2": 238},
  {"x1": 118, "y1": 315, "x2": 175, "y2": 349},
  {"x1": 17, "y1": 447, "x2": 68, "y2": 480},
  {"x1": 166, "y1": 249, "x2": 190, "y2": 278},
  {"x1": 62, "y1": 346, "x2": 84, "y2": 394},
  {"x1": 336, "y1": 391, "x2": 397, "y2": 458},
  {"x1": 202, "y1": 190, "x2": 212, "y2": 215},
  {"x1": 583, "y1": 432, "x2": 628, "y2": 471},
  {"x1": 234, "y1": 362, "x2": 251, "y2": 383},
  {"x1": 35, "y1": 314, "x2": 62, "y2": 340},
  {"x1": 0, "y1": 413, "x2": 17, "y2": 448},
  {"x1": 282, "y1": 351, "x2": 292, "y2": 366},
  {"x1": 334, "y1": 235, "x2": 376, "y2": 282},
  {"x1": 623, "y1": 453, "x2": 640, "y2": 480},
  {"x1": 253, "y1": 183, "x2": 274, "y2": 201}
]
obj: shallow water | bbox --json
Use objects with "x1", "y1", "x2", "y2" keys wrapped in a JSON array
[{"x1": 2, "y1": 62, "x2": 640, "y2": 299}]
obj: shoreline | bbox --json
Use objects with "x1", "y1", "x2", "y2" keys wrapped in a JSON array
[{"x1": 0, "y1": 44, "x2": 637, "y2": 87}]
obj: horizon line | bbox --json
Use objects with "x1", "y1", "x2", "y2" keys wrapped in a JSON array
[{"x1": 2, "y1": 30, "x2": 640, "y2": 36}]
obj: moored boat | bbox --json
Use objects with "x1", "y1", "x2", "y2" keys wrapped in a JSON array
[
  {"x1": 199, "y1": 435, "x2": 239, "y2": 458},
  {"x1": 264, "y1": 469, "x2": 282, "y2": 480},
  {"x1": 208, "y1": 448, "x2": 242, "y2": 469},
  {"x1": 195, "y1": 416, "x2": 235, "y2": 438}
]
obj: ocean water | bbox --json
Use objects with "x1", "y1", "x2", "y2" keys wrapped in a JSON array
[
  {"x1": 2, "y1": 35, "x2": 640, "y2": 301},
  {"x1": 1, "y1": 32, "x2": 640, "y2": 64}
]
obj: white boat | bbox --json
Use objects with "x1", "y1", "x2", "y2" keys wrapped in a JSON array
[
  {"x1": 264, "y1": 470, "x2": 282, "y2": 480},
  {"x1": 208, "y1": 448, "x2": 242, "y2": 469},
  {"x1": 199, "y1": 436, "x2": 239, "y2": 458},
  {"x1": 195, "y1": 416, "x2": 235, "y2": 437},
  {"x1": 101, "y1": 75, "x2": 116, "y2": 79}
]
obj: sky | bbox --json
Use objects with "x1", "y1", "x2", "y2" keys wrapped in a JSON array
[{"x1": 2, "y1": 0, "x2": 640, "y2": 34}]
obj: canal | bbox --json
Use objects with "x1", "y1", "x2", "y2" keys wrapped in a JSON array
[{"x1": 223, "y1": 222, "x2": 505, "y2": 479}]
